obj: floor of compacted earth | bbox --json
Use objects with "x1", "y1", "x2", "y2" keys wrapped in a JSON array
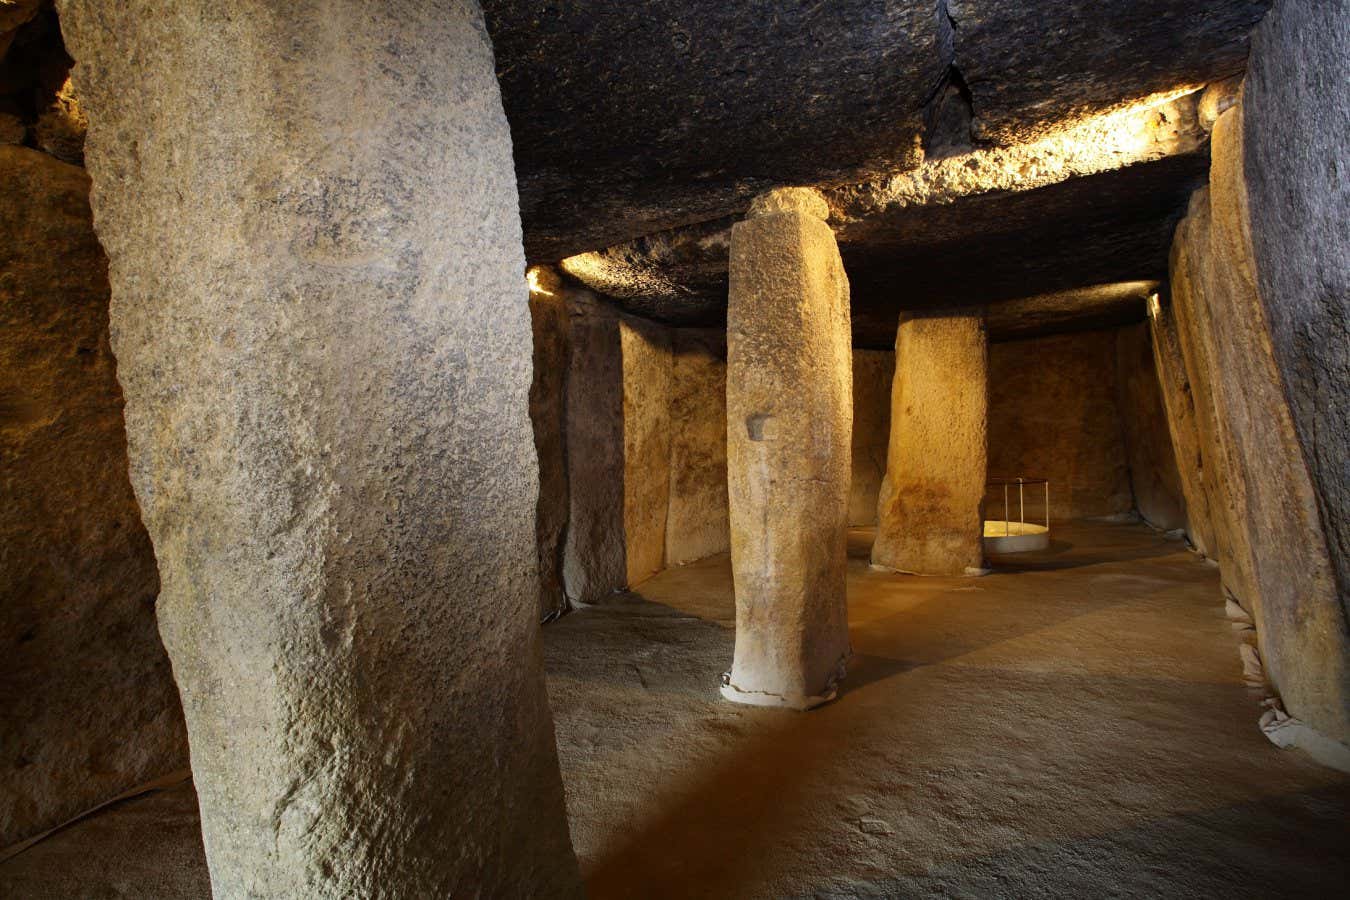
[{"x1": 3, "y1": 520, "x2": 1348, "y2": 898}]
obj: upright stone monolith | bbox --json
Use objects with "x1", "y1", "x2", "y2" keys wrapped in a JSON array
[
  {"x1": 59, "y1": 1, "x2": 582, "y2": 895},
  {"x1": 724, "y1": 187, "x2": 852, "y2": 709},
  {"x1": 873, "y1": 313, "x2": 988, "y2": 576}
]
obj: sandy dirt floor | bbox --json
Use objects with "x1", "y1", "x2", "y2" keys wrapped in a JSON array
[{"x1": 4, "y1": 520, "x2": 1348, "y2": 898}]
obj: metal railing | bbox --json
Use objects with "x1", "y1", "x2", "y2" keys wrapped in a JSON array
[{"x1": 985, "y1": 476, "x2": 1050, "y2": 536}]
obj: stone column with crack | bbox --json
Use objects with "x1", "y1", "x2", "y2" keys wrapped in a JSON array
[
  {"x1": 873, "y1": 312, "x2": 989, "y2": 576},
  {"x1": 56, "y1": 0, "x2": 583, "y2": 895},
  {"x1": 723, "y1": 187, "x2": 852, "y2": 710}
]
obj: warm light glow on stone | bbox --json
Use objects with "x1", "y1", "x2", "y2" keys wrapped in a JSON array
[
  {"x1": 1147, "y1": 292, "x2": 1162, "y2": 319},
  {"x1": 526, "y1": 266, "x2": 554, "y2": 296},
  {"x1": 831, "y1": 87, "x2": 1207, "y2": 231}
]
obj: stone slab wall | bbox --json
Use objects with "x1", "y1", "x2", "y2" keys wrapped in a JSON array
[
  {"x1": 1148, "y1": 294, "x2": 1218, "y2": 556},
  {"x1": 561, "y1": 291, "x2": 627, "y2": 604},
  {"x1": 550, "y1": 293, "x2": 731, "y2": 600},
  {"x1": 529, "y1": 281, "x2": 569, "y2": 620},
  {"x1": 1168, "y1": 100, "x2": 1347, "y2": 745},
  {"x1": 1116, "y1": 323, "x2": 1188, "y2": 531},
  {"x1": 849, "y1": 349, "x2": 894, "y2": 526},
  {"x1": 1242, "y1": 0, "x2": 1349, "y2": 656},
  {"x1": 621, "y1": 316, "x2": 673, "y2": 587},
  {"x1": 0, "y1": 145, "x2": 187, "y2": 846},
  {"x1": 666, "y1": 328, "x2": 730, "y2": 566},
  {"x1": 988, "y1": 329, "x2": 1133, "y2": 520}
]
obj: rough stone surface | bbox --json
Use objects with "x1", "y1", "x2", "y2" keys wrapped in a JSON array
[
  {"x1": 560, "y1": 94, "x2": 1211, "y2": 345},
  {"x1": 59, "y1": 1, "x2": 582, "y2": 895},
  {"x1": 725, "y1": 200, "x2": 852, "y2": 708},
  {"x1": 1243, "y1": 0, "x2": 1350, "y2": 627},
  {"x1": 33, "y1": 72, "x2": 84, "y2": 165},
  {"x1": 555, "y1": 298, "x2": 729, "y2": 597},
  {"x1": 1116, "y1": 323, "x2": 1188, "y2": 531},
  {"x1": 946, "y1": 1, "x2": 1269, "y2": 144},
  {"x1": 987, "y1": 330, "x2": 1134, "y2": 521},
  {"x1": 481, "y1": 0, "x2": 942, "y2": 260},
  {"x1": 874, "y1": 313, "x2": 987, "y2": 575},
  {"x1": 559, "y1": 218, "x2": 733, "y2": 326},
  {"x1": 621, "y1": 315, "x2": 673, "y2": 587},
  {"x1": 1147, "y1": 295, "x2": 1218, "y2": 556},
  {"x1": 1170, "y1": 108, "x2": 1348, "y2": 744},
  {"x1": 984, "y1": 281, "x2": 1155, "y2": 343},
  {"x1": 666, "y1": 328, "x2": 729, "y2": 566},
  {"x1": 529, "y1": 270, "x2": 570, "y2": 621},
  {"x1": 477, "y1": 1, "x2": 1266, "y2": 264},
  {"x1": 849, "y1": 350, "x2": 895, "y2": 527},
  {"x1": 561, "y1": 289, "x2": 627, "y2": 605},
  {"x1": 0, "y1": 144, "x2": 187, "y2": 846},
  {"x1": 1169, "y1": 192, "x2": 1248, "y2": 580},
  {"x1": 747, "y1": 187, "x2": 830, "y2": 222}
]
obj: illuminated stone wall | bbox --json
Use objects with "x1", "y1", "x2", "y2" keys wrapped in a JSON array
[{"x1": 988, "y1": 329, "x2": 1134, "y2": 521}]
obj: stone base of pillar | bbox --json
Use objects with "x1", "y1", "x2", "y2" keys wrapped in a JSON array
[{"x1": 720, "y1": 656, "x2": 848, "y2": 710}]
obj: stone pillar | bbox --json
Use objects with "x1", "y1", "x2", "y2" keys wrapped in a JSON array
[
  {"x1": 59, "y1": 1, "x2": 582, "y2": 896},
  {"x1": 724, "y1": 187, "x2": 852, "y2": 710},
  {"x1": 873, "y1": 313, "x2": 988, "y2": 576}
]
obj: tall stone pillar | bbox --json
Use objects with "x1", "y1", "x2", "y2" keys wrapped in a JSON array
[
  {"x1": 873, "y1": 313, "x2": 988, "y2": 576},
  {"x1": 724, "y1": 188, "x2": 852, "y2": 710},
  {"x1": 58, "y1": 1, "x2": 582, "y2": 896}
]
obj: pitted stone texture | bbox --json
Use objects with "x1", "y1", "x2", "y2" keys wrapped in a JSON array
[
  {"x1": 59, "y1": 1, "x2": 582, "y2": 895},
  {"x1": 482, "y1": 0, "x2": 942, "y2": 260},
  {"x1": 725, "y1": 204, "x2": 852, "y2": 708},
  {"x1": 529, "y1": 275, "x2": 570, "y2": 621},
  {"x1": 561, "y1": 290, "x2": 627, "y2": 604},
  {"x1": 874, "y1": 314, "x2": 987, "y2": 575},
  {"x1": 849, "y1": 349, "x2": 895, "y2": 527},
  {"x1": 0, "y1": 145, "x2": 187, "y2": 846},
  {"x1": 1148, "y1": 295, "x2": 1218, "y2": 556},
  {"x1": 988, "y1": 330, "x2": 1133, "y2": 521},
  {"x1": 1116, "y1": 323, "x2": 1187, "y2": 531},
  {"x1": 666, "y1": 328, "x2": 730, "y2": 566},
  {"x1": 622, "y1": 316, "x2": 673, "y2": 587},
  {"x1": 1170, "y1": 107, "x2": 1348, "y2": 744},
  {"x1": 947, "y1": 0, "x2": 1269, "y2": 144},
  {"x1": 1243, "y1": 0, "x2": 1350, "y2": 629},
  {"x1": 1169, "y1": 192, "x2": 1247, "y2": 580},
  {"x1": 561, "y1": 94, "x2": 1211, "y2": 344},
  {"x1": 747, "y1": 187, "x2": 829, "y2": 222}
]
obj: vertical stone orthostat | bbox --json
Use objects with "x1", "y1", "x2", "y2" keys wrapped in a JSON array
[
  {"x1": 873, "y1": 313, "x2": 988, "y2": 576},
  {"x1": 58, "y1": 0, "x2": 582, "y2": 895},
  {"x1": 724, "y1": 187, "x2": 852, "y2": 710}
]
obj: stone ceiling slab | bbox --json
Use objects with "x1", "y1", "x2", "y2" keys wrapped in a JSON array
[
  {"x1": 948, "y1": 0, "x2": 1270, "y2": 144},
  {"x1": 483, "y1": 0, "x2": 945, "y2": 261}
]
